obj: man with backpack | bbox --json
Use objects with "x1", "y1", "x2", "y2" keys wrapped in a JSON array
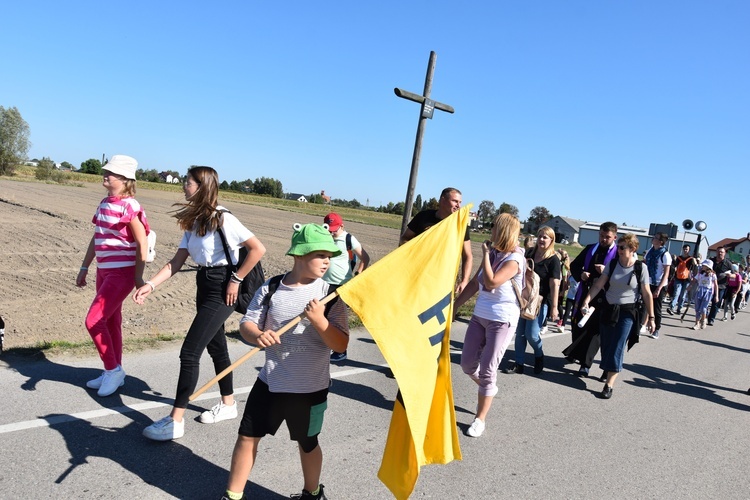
[
  {"x1": 643, "y1": 233, "x2": 672, "y2": 339},
  {"x1": 323, "y1": 212, "x2": 370, "y2": 362},
  {"x1": 667, "y1": 244, "x2": 696, "y2": 316}
]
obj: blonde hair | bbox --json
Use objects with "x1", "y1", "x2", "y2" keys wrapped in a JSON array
[
  {"x1": 618, "y1": 233, "x2": 639, "y2": 252},
  {"x1": 536, "y1": 226, "x2": 556, "y2": 259},
  {"x1": 120, "y1": 179, "x2": 136, "y2": 198},
  {"x1": 491, "y1": 213, "x2": 521, "y2": 253},
  {"x1": 173, "y1": 166, "x2": 221, "y2": 236}
]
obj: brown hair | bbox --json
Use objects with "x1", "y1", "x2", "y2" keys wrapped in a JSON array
[
  {"x1": 490, "y1": 213, "x2": 521, "y2": 253},
  {"x1": 173, "y1": 166, "x2": 221, "y2": 236}
]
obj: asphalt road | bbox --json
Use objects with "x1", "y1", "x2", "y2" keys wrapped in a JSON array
[{"x1": 1, "y1": 309, "x2": 749, "y2": 499}]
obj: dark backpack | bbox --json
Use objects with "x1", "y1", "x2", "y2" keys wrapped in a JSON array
[
  {"x1": 345, "y1": 233, "x2": 356, "y2": 272},
  {"x1": 216, "y1": 209, "x2": 265, "y2": 314}
]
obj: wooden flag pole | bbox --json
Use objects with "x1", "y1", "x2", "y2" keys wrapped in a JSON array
[{"x1": 189, "y1": 291, "x2": 340, "y2": 402}]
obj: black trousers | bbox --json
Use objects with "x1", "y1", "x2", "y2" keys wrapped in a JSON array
[{"x1": 174, "y1": 266, "x2": 235, "y2": 408}]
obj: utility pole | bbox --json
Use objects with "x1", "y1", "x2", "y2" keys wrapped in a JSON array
[{"x1": 394, "y1": 51, "x2": 454, "y2": 237}]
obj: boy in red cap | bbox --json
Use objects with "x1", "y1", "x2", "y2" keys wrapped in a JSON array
[{"x1": 322, "y1": 212, "x2": 370, "y2": 361}]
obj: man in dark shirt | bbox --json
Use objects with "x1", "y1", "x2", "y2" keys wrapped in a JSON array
[
  {"x1": 400, "y1": 187, "x2": 473, "y2": 295},
  {"x1": 707, "y1": 247, "x2": 732, "y2": 326},
  {"x1": 563, "y1": 221, "x2": 618, "y2": 377}
]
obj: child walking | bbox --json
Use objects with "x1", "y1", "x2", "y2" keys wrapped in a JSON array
[
  {"x1": 76, "y1": 155, "x2": 150, "y2": 397},
  {"x1": 133, "y1": 166, "x2": 266, "y2": 441},
  {"x1": 224, "y1": 223, "x2": 349, "y2": 500},
  {"x1": 690, "y1": 259, "x2": 718, "y2": 330}
]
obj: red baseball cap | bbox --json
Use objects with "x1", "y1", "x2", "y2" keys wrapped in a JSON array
[{"x1": 323, "y1": 212, "x2": 343, "y2": 232}]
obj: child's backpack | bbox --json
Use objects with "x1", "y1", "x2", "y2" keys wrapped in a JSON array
[
  {"x1": 511, "y1": 257, "x2": 543, "y2": 320},
  {"x1": 345, "y1": 233, "x2": 356, "y2": 272},
  {"x1": 675, "y1": 256, "x2": 692, "y2": 280},
  {"x1": 261, "y1": 274, "x2": 340, "y2": 316},
  {"x1": 146, "y1": 230, "x2": 157, "y2": 263}
]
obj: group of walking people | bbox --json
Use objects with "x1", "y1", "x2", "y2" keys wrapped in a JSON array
[{"x1": 76, "y1": 156, "x2": 373, "y2": 499}]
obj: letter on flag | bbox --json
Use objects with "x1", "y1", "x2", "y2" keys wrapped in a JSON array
[{"x1": 336, "y1": 205, "x2": 470, "y2": 499}]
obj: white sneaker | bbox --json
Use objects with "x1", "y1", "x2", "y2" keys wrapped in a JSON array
[
  {"x1": 86, "y1": 371, "x2": 106, "y2": 390},
  {"x1": 199, "y1": 401, "x2": 238, "y2": 424},
  {"x1": 143, "y1": 416, "x2": 185, "y2": 441},
  {"x1": 97, "y1": 366, "x2": 126, "y2": 397},
  {"x1": 639, "y1": 325, "x2": 649, "y2": 336},
  {"x1": 467, "y1": 418, "x2": 486, "y2": 438},
  {"x1": 540, "y1": 326, "x2": 548, "y2": 335}
]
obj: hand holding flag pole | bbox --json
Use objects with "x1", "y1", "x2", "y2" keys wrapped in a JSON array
[{"x1": 188, "y1": 292, "x2": 339, "y2": 402}]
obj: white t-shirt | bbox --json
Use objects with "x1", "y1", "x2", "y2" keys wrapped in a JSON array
[
  {"x1": 644, "y1": 247, "x2": 672, "y2": 284},
  {"x1": 178, "y1": 206, "x2": 253, "y2": 266},
  {"x1": 472, "y1": 250, "x2": 524, "y2": 324}
]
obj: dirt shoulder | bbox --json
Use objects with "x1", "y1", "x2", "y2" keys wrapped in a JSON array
[{"x1": 2, "y1": 179, "x2": 477, "y2": 352}]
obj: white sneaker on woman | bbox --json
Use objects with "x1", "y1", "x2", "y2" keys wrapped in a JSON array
[
  {"x1": 97, "y1": 366, "x2": 126, "y2": 397},
  {"x1": 467, "y1": 418, "x2": 486, "y2": 437},
  {"x1": 143, "y1": 416, "x2": 185, "y2": 441},
  {"x1": 199, "y1": 401, "x2": 238, "y2": 424}
]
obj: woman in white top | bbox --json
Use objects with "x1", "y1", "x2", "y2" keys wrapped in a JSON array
[
  {"x1": 455, "y1": 213, "x2": 523, "y2": 438},
  {"x1": 133, "y1": 166, "x2": 266, "y2": 441}
]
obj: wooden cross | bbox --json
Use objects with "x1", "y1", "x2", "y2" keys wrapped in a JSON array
[{"x1": 395, "y1": 51, "x2": 455, "y2": 236}]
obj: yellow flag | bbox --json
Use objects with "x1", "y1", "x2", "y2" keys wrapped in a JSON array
[{"x1": 336, "y1": 206, "x2": 469, "y2": 499}]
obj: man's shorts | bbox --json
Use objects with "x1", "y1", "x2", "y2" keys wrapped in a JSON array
[{"x1": 238, "y1": 378, "x2": 328, "y2": 441}]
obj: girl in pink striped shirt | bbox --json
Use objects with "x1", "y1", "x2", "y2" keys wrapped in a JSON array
[{"x1": 76, "y1": 155, "x2": 150, "y2": 397}]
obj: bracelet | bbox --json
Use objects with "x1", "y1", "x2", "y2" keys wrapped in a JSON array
[
  {"x1": 145, "y1": 281, "x2": 156, "y2": 292},
  {"x1": 80, "y1": 266, "x2": 88, "y2": 271},
  {"x1": 649, "y1": 316, "x2": 655, "y2": 319},
  {"x1": 231, "y1": 272, "x2": 244, "y2": 282}
]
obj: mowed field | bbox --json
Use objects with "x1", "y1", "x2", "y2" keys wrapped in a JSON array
[{"x1": 1, "y1": 178, "x2": 463, "y2": 350}]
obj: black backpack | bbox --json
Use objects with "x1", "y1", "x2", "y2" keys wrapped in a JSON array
[{"x1": 216, "y1": 209, "x2": 265, "y2": 314}]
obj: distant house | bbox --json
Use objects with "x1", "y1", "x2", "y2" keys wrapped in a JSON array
[
  {"x1": 285, "y1": 193, "x2": 308, "y2": 203},
  {"x1": 544, "y1": 216, "x2": 586, "y2": 244},
  {"x1": 708, "y1": 234, "x2": 750, "y2": 261},
  {"x1": 320, "y1": 190, "x2": 331, "y2": 204},
  {"x1": 159, "y1": 172, "x2": 181, "y2": 184}
]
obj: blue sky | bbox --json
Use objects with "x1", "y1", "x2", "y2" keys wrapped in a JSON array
[{"x1": 3, "y1": 1, "x2": 748, "y2": 246}]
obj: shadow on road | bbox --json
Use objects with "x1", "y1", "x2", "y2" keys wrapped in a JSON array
[
  {"x1": 625, "y1": 362, "x2": 750, "y2": 412},
  {"x1": 42, "y1": 414, "x2": 286, "y2": 499}
]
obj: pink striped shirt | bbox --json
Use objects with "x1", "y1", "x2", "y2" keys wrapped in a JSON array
[{"x1": 92, "y1": 196, "x2": 150, "y2": 269}]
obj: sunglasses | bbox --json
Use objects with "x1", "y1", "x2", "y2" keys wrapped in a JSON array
[{"x1": 617, "y1": 245, "x2": 631, "y2": 251}]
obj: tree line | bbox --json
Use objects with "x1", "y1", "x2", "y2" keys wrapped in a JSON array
[{"x1": 477, "y1": 200, "x2": 553, "y2": 230}]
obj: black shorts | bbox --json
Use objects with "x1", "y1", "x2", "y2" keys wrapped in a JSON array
[{"x1": 238, "y1": 379, "x2": 328, "y2": 441}]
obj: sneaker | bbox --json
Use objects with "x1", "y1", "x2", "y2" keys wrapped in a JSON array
[
  {"x1": 199, "y1": 401, "x2": 238, "y2": 424},
  {"x1": 86, "y1": 371, "x2": 106, "y2": 390},
  {"x1": 502, "y1": 363, "x2": 524, "y2": 374},
  {"x1": 651, "y1": 330, "x2": 660, "y2": 340},
  {"x1": 576, "y1": 366, "x2": 590, "y2": 377},
  {"x1": 290, "y1": 484, "x2": 327, "y2": 499},
  {"x1": 731, "y1": 314, "x2": 736, "y2": 320},
  {"x1": 722, "y1": 316, "x2": 728, "y2": 322},
  {"x1": 221, "y1": 495, "x2": 244, "y2": 500},
  {"x1": 707, "y1": 320, "x2": 714, "y2": 326},
  {"x1": 143, "y1": 416, "x2": 185, "y2": 441},
  {"x1": 539, "y1": 326, "x2": 548, "y2": 335},
  {"x1": 700, "y1": 319, "x2": 707, "y2": 329},
  {"x1": 97, "y1": 366, "x2": 126, "y2": 397},
  {"x1": 691, "y1": 324, "x2": 700, "y2": 331},
  {"x1": 666, "y1": 307, "x2": 674, "y2": 316},
  {"x1": 330, "y1": 350, "x2": 347, "y2": 362},
  {"x1": 639, "y1": 325, "x2": 649, "y2": 336},
  {"x1": 466, "y1": 417, "x2": 486, "y2": 438}
]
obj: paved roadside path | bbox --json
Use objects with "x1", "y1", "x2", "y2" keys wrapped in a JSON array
[{"x1": 1, "y1": 310, "x2": 749, "y2": 499}]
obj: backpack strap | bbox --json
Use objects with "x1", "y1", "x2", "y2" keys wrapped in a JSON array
[
  {"x1": 345, "y1": 233, "x2": 355, "y2": 272},
  {"x1": 261, "y1": 274, "x2": 340, "y2": 317}
]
